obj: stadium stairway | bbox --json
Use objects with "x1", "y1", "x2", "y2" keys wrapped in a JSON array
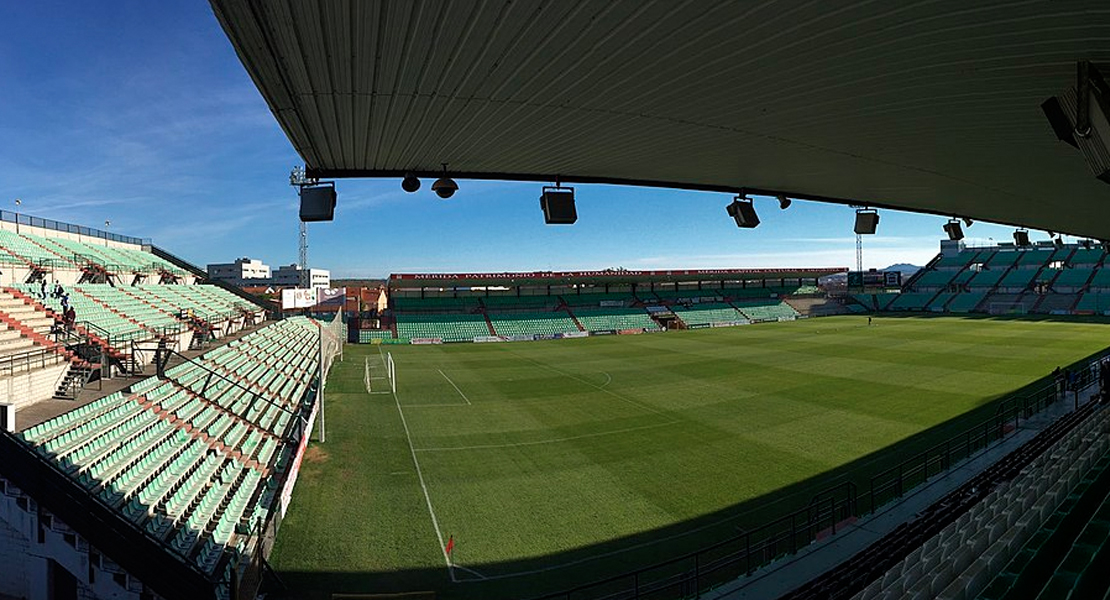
[{"x1": 6, "y1": 286, "x2": 130, "y2": 365}]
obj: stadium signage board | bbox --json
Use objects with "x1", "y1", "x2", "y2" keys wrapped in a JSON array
[
  {"x1": 392, "y1": 267, "x2": 844, "y2": 281},
  {"x1": 281, "y1": 288, "x2": 316, "y2": 309},
  {"x1": 410, "y1": 337, "x2": 443, "y2": 345},
  {"x1": 473, "y1": 336, "x2": 506, "y2": 343},
  {"x1": 562, "y1": 331, "x2": 588, "y2": 339}
]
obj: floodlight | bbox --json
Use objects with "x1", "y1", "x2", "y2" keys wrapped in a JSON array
[
  {"x1": 854, "y1": 209, "x2": 879, "y2": 235},
  {"x1": 943, "y1": 219, "x2": 964, "y2": 241},
  {"x1": 726, "y1": 195, "x2": 759, "y2": 228},
  {"x1": 1044, "y1": 61, "x2": 1110, "y2": 184},
  {"x1": 962, "y1": 217, "x2": 973, "y2": 227},
  {"x1": 1054, "y1": 236, "x2": 1065, "y2": 249},
  {"x1": 777, "y1": 195, "x2": 792, "y2": 210},
  {"x1": 401, "y1": 173, "x2": 421, "y2": 193},
  {"x1": 1014, "y1": 229, "x2": 1031, "y2": 246}
]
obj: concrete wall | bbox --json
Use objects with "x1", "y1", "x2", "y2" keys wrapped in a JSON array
[{"x1": 1, "y1": 362, "x2": 69, "y2": 412}]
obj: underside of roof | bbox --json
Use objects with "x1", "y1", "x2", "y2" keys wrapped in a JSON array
[{"x1": 211, "y1": 0, "x2": 1110, "y2": 238}]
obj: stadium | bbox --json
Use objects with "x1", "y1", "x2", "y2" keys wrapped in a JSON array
[{"x1": 2, "y1": 2, "x2": 1110, "y2": 600}]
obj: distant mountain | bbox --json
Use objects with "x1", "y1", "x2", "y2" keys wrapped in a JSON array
[{"x1": 884, "y1": 263, "x2": 923, "y2": 276}]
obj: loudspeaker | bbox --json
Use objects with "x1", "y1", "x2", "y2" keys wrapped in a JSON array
[
  {"x1": 943, "y1": 221, "x2": 964, "y2": 241},
  {"x1": 1014, "y1": 230, "x2": 1030, "y2": 246},
  {"x1": 299, "y1": 185, "x2": 337, "y2": 222},
  {"x1": 726, "y1": 199, "x2": 759, "y2": 228},
  {"x1": 540, "y1": 187, "x2": 577, "y2": 224},
  {"x1": 854, "y1": 211, "x2": 879, "y2": 235}
]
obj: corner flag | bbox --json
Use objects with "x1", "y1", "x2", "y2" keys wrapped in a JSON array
[{"x1": 445, "y1": 535, "x2": 455, "y2": 555}]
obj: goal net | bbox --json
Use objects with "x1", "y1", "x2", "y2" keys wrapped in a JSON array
[{"x1": 988, "y1": 302, "x2": 1028, "y2": 315}]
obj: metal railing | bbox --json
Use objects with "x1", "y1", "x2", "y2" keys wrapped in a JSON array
[
  {"x1": 0, "y1": 346, "x2": 65, "y2": 378},
  {"x1": 531, "y1": 482, "x2": 857, "y2": 600},
  {"x1": 0, "y1": 210, "x2": 149, "y2": 245}
]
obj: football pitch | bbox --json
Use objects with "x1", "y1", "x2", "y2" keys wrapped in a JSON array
[{"x1": 270, "y1": 315, "x2": 1110, "y2": 599}]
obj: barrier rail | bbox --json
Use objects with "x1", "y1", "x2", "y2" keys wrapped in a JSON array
[
  {"x1": 531, "y1": 482, "x2": 857, "y2": 600},
  {"x1": 0, "y1": 210, "x2": 149, "y2": 246},
  {"x1": 0, "y1": 346, "x2": 65, "y2": 378}
]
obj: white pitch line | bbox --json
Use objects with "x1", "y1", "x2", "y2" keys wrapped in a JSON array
[
  {"x1": 599, "y1": 372, "x2": 612, "y2": 388},
  {"x1": 452, "y1": 564, "x2": 489, "y2": 580},
  {"x1": 415, "y1": 421, "x2": 678, "y2": 452},
  {"x1": 382, "y1": 348, "x2": 455, "y2": 580},
  {"x1": 438, "y1": 369, "x2": 472, "y2": 405}
]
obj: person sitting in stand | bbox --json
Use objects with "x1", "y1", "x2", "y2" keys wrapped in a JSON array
[{"x1": 64, "y1": 306, "x2": 76, "y2": 331}]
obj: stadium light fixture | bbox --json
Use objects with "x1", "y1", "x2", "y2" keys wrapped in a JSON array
[
  {"x1": 431, "y1": 163, "x2": 458, "y2": 199},
  {"x1": 401, "y1": 172, "x2": 421, "y2": 193},
  {"x1": 962, "y1": 217, "x2": 973, "y2": 227},
  {"x1": 777, "y1": 194, "x2": 792, "y2": 210},
  {"x1": 1014, "y1": 229, "x2": 1031, "y2": 246},
  {"x1": 854, "y1": 208, "x2": 879, "y2": 235},
  {"x1": 726, "y1": 192, "x2": 759, "y2": 228},
  {"x1": 1054, "y1": 236, "x2": 1065, "y2": 249},
  {"x1": 943, "y1": 219, "x2": 964, "y2": 241}
]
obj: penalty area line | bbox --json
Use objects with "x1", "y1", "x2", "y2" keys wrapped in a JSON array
[
  {"x1": 382, "y1": 348, "x2": 456, "y2": 580},
  {"x1": 438, "y1": 369, "x2": 472, "y2": 405}
]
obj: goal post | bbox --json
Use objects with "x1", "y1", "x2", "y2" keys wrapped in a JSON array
[
  {"x1": 988, "y1": 302, "x2": 1028, "y2": 315},
  {"x1": 364, "y1": 356, "x2": 372, "y2": 393},
  {"x1": 388, "y1": 352, "x2": 396, "y2": 394}
]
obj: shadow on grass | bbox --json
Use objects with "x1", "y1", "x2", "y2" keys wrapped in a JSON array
[{"x1": 269, "y1": 333, "x2": 1110, "y2": 600}]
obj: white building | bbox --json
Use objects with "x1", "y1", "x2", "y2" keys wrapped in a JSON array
[
  {"x1": 271, "y1": 264, "x2": 330, "y2": 289},
  {"x1": 206, "y1": 257, "x2": 271, "y2": 286}
]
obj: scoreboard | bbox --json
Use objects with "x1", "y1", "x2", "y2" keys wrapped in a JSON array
[{"x1": 848, "y1": 270, "x2": 902, "y2": 289}]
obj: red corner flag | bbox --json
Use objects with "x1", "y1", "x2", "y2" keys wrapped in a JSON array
[{"x1": 445, "y1": 535, "x2": 455, "y2": 555}]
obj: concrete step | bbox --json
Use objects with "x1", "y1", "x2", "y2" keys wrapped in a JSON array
[{"x1": 0, "y1": 338, "x2": 36, "y2": 355}]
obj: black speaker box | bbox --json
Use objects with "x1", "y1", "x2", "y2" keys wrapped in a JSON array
[
  {"x1": 541, "y1": 188, "x2": 577, "y2": 224},
  {"x1": 300, "y1": 186, "x2": 337, "y2": 222}
]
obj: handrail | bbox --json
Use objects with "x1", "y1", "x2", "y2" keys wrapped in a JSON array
[
  {"x1": 0, "y1": 345, "x2": 65, "y2": 378},
  {"x1": 0, "y1": 209, "x2": 147, "y2": 245}
]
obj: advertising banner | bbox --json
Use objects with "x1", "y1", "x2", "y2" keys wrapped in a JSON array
[
  {"x1": 473, "y1": 336, "x2": 506, "y2": 343},
  {"x1": 410, "y1": 337, "x2": 443, "y2": 345},
  {"x1": 316, "y1": 287, "x2": 346, "y2": 307},
  {"x1": 280, "y1": 402, "x2": 317, "y2": 517},
  {"x1": 281, "y1": 288, "x2": 316, "y2": 309},
  {"x1": 562, "y1": 331, "x2": 589, "y2": 339},
  {"x1": 618, "y1": 328, "x2": 645, "y2": 335}
]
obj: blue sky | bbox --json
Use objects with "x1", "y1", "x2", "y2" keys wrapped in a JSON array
[{"x1": 0, "y1": 2, "x2": 1063, "y2": 279}]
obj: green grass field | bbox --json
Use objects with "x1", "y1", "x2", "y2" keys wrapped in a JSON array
[{"x1": 269, "y1": 315, "x2": 1110, "y2": 599}]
